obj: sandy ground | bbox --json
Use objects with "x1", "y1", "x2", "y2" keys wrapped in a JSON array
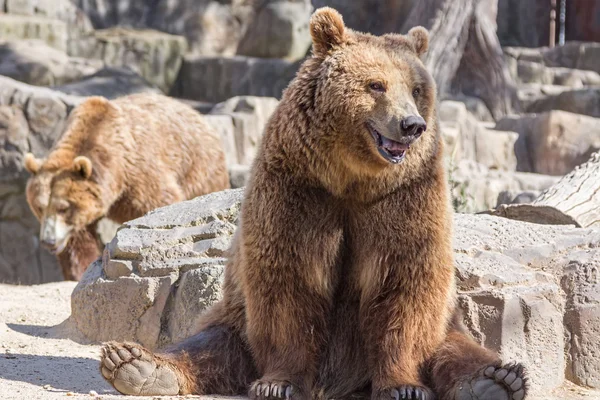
[{"x1": 0, "y1": 282, "x2": 599, "y2": 400}]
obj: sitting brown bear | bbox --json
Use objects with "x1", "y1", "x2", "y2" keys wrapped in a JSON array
[
  {"x1": 24, "y1": 93, "x2": 230, "y2": 280},
  {"x1": 98, "y1": 8, "x2": 528, "y2": 400}
]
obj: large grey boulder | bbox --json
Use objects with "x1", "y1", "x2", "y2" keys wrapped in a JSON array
[
  {"x1": 2, "y1": 0, "x2": 94, "y2": 54},
  {"x1": 209, "y1": 96, "x2": 279, "y2": 166},
  {"x1": 0, "y1": 14, "x2": 68, "y2": 52},
  {"x1": 70, "y1": 188, "x2": 600, "y2": 396},
  {"x1": 0, "y1": 40, "x2": 103, "y2": 87},
  {"x1": 72, "y1": 0, "x2": 252, "y2": 56},
  {"x1": 496, "y1": 111, "x2": 600, "y2": 175},
  {"x1": 525, "y1": 88, "x2": 600, "y2": 118},
  {"x1": 171, "y1": 55, "x2": 300, "y2": 103},
  {"x1": 53, "y1": 67, "x2": 161, "y2": 99},
  {"x1": 73, "y1": 28, "x2": 188, "y2": 93},
  {"x1": 448, "y1": 159, "x2": 558, "y2": 213},
  {"x1": 440, "y1": 101, "x2": 518, "y2": 171},
  {"x1": 237, "y1": 0, "x2": 313, "y2": 60},
  {"x1": 71, "y1": 189, "x2": 243, "y2": 349}
]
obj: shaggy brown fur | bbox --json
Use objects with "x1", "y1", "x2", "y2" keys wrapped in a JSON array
[
  {"x1": 99, "y1": 8, "x2": 527, "y2": 400},
  {"x1": 24, "y1": 93, "x2": 230, "y2": 280}
]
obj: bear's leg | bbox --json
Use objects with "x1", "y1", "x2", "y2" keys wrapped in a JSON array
[
  {"x1": 58, "y1": 224, "x2": 102, "y2": 280},
  {"x1": 242, "y1": 184, "x2": 343, "y2": 400},
  {"x1": 100, "y1": 324, "x2": 257, "y2": 396},
  {"x1": 425, "y1": 330, "x2": 528, "y2": 400}
]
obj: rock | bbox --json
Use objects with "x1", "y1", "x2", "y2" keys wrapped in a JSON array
[
  {"x1": 496, "y1": 190, "x2": 541, "y2": 207},
  {"x1": 440, "y1": 101, "x2": 517, "y2": 171},
  {"x1": 497, "y1": 0, "x2": 549, "y2": 47},
  {"x1": 72, "y1": 0, "x2": 252, "y2": 56},
  {"x1": 525, "y1": 88, "x2": 600, "y2": 118},
  {"x1": 496, "y1": 111, "x2": 600, "y2": 175},
  {"x1": 74, "y1": 28, "x2": 188, "y2": 93},
  {"x1": 71, "y1": 189, "x2": 244, "y2": 349},
  {"x1": 203, "y1": 115, "x2": 238, "y2": 166},
  {"x1": 210, "y1": 96, "x2": 279, "y2": 166},
  {"x1": 228, "y1": 164, "x2": 250, "y2": 189},
  {"x1": 516, "y1": 84, "x2": 573, "y2": 111},
  {"x1": 446, "y1": 94, "x2": 494, "y2": 122},
  {"x1": 511, "y1": 60, "x2": 600, "y2": 87},
  {"x1": 0, "y1": 14, "x2": 68, "y2": 52},
  {"x1": 0, "y1": 40, "x2": 103, "y2": 87},
  {"x1": 237, "y1": 0, "x2": 313, "y2": 60},
  {"x1": 53, "y1": 67, "x2": 161, "y2": 99},
  {"x1": 70, "y1": 187, "x2": 600, "y2": 396},
  {"x1": 449, "y1": 160, "x2": 558, "y2": 213},
  {"x1": 171, "y1": 55, "x2": 300, "y2": 103},
  {"x1": 504, "y1": 42, "x2": 600, "y2": 76},
  {"x1": 0, "y1": 77, "x2": 85, "y2": 284},
  {"x1": 542, "y1": 41, "x2": 600, "y2": 75},
  {"x1": 486, "y1": 152, "x2": 600, "y2": 229},
  {"x1": 312, "y1": 0, "x2": 415, "y2": 36}
]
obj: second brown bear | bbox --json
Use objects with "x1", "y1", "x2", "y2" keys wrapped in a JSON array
[{"x1": 24, "y1": 93, "x2": 230, "y2": 280}]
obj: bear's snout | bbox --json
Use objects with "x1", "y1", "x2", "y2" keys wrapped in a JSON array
[{"x1": 401, "y1": 115, "x2": 427, "y2": 139}]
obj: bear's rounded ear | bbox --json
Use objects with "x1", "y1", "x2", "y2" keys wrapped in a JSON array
[
  {"x1": 73, "y1": 156, "x2": 93, "y2": 179},
  {"x1": 310, "y1": 7, "x2": 346, "y2": 57},
  {"x1": 24, "y1": 153, "x2": 42, "y2": 175},
  {"x1": 408, "y1": 26, "x2": 429, "y2": 57}
]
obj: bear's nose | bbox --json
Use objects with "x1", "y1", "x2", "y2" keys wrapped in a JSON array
[
  {"x1": 401, "y1": 115, "x2": 427, "y2": 138},
  {"x1": 41, "y1": 237, "x2": 56, "y2": 249}
]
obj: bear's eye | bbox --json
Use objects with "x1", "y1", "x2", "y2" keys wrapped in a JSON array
[
  {"x1": 369, "y1": 82, "x2": 386, "y2": 92},
  {"x1": 412, "y1": 87, "x2": 421, "y2": 98}
]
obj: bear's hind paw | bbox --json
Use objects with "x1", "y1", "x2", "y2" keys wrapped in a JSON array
[{"x1": 100, "y1": 341, "x2": 180, "y2": 396}]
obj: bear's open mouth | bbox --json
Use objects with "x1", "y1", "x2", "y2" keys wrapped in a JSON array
[{"x1": 366, "y1": 123, "x2": 410, "y2": 164}]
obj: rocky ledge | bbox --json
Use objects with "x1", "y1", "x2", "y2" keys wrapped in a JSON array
[{"x1": 70, "y1": 188, "x2": 600, "y2": 397}]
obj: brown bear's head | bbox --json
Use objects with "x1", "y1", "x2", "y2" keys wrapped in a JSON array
[
  {"x1": 24, "y1": 153, "x2": 103, "y2": 254},
  {"x1": 24, "y1": 153, "x2": 52, "y2": 220},
  {"x1": 307, "y1": 7, "x2": 436, "y2": 175}
]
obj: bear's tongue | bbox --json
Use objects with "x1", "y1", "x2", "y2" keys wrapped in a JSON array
[{"x1": 380, "y1": 135, "x2": 410, "y2": 157}]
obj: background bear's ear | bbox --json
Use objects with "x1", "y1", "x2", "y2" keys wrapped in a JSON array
[
  {"x1": 408, "y1": 27, "x2": 429, "y2": 57},
  {"x1": 310, "y1": 7, "x2": 346, "y2": 57},
  {"x1": 24, "y1": 153, "x2": 42, "y2": 175},
  {"x1": 73, "y1": 156, "x2": 93, "y2": 179}
]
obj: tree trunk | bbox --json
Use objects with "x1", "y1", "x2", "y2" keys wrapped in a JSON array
[
  {"x1": 485, "y1": 152, "x2": 600, "y2": 228},
  {"x1": 402, "y1": 0, "x2": 517, "y2": 119}
]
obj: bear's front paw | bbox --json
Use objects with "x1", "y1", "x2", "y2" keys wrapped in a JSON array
[
  {"x1": 373, "y1": 385, "x2": 434, "y2": 400},
  {"x1": 249, "y1": 379, "x2": 300, "y2": 400}
]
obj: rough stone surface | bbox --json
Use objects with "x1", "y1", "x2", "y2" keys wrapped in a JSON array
[
  {"x1": 496, "y1": 111, "x2": 600, "y2": 175},
  {"x1": 237, "y1": 0, "x2": 313, "y2": 60},
  {"x1": 449, "y1": 160, "x2": 558, "y2": 213},
  {"x1": 440, "y1": 101, "x2": 518, "y2": 171},
  {"x1": 171, "y1": 55, "x2": 300, "y2": 103},
  {"x1": 210, "y1": 96, "x2": 279, "y2": 166},
  {"x1": 72, "y1": 28, "x2": 187, "y2": 93},
  {"x1": 70, "y1": 188, "x2": 600, "y2": 396},
  {"x1": 53, "y1": 67, "x2": 161, "y2": 99},
  {"x1": 72, "y1": 0, "x2": 252, "y2": 56},
  {"x1": 525, "y1": 88, "x2": 600, "y2": 119},
  {"x1": 504, "y1": 42, "x2": 600, "y2": 75},
  {"x1": 71, "y1": 189, "x2": 243, "y2": 349},
  {"x1": 512, "y1": 60, "x2": 600, "y2": 87},
  {"x1": 0, "y1": 14, "x2": 68, "y2": 52},
  {"x1": 0, "y1": 40, "x2": 103, "y2": 87}
]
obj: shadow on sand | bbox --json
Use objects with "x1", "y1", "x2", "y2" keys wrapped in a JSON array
[{"x1": 0, "y1": 352, "x2": 115, "y2": 395}]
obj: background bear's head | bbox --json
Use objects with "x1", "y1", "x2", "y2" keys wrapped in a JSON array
[
  {"x1": 307, "y1": 7, "x2": 437, "y2": 175},
  {"x1": 24, "y1": 153, "x2": 103, "y2": 254}
]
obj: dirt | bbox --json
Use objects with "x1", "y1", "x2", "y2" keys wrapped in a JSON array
[{"x1": 0, "y1": 282, "x2": 598, "y2": 400}]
